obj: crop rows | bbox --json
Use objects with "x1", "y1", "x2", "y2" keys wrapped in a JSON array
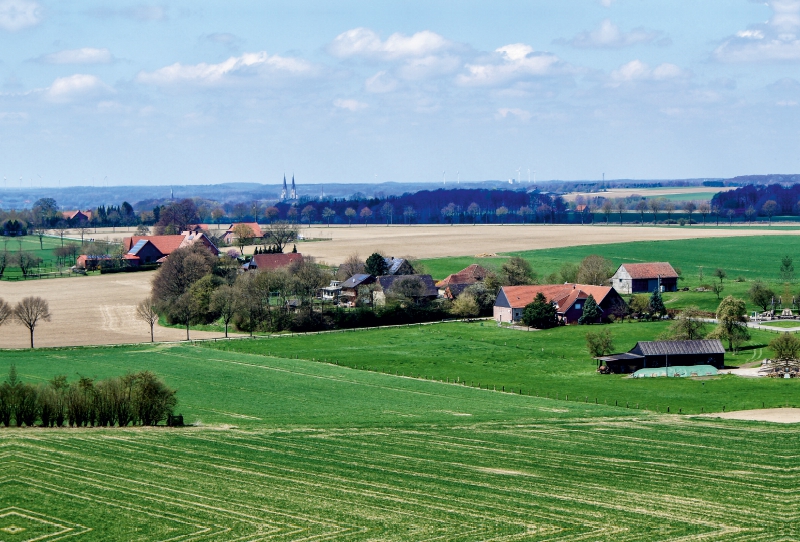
[{"x1": 1, "y1": 415, "x2": 797, "y2": 541}]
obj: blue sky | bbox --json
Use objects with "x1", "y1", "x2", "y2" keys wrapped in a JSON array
[{"x1": 1, "y1": 0, "x2": 799, "y2": 186}]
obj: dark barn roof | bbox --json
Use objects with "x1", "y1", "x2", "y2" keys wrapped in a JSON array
[{"x1": 632, "y1": 340, "x2": 725, "y2": 356}]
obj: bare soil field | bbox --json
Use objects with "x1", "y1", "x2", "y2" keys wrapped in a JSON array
[
  {"x1": 696, "y1": 408, "x2": 800, "y2": 423},
  {"x1": 562, "y1": 186, "x2": 734, "y2": 201},
  {"x1": 0, "y1": 272, "x2": 229, "y2": 348},
  {"x1": 294, "y1": 224, "x2": 800, "y2": 266}
]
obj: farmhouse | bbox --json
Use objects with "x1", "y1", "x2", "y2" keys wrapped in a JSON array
[
  {"x1": 62, "y1": 210, "x2": 92, "y2": 223},
  {"x1": 245, "y1": 252, "x2": 303, "y2": 271},
  {"x1": 435, "y1": 264, "x2": 489, "y2": 298},
  {"x1": 340, "y1": 274, "x2": 377, "y2": 306},
  {"x1": 121, "y1": 231, "x2": 218, "y2": 265},
  {"x1": 610, "y1": 262, "x2": 678, "y2": 294},
  {"x1": 223, "y1": 222, "x2": 264, "y2": 244},
  {"x1": 494, "y1": 284, "x2": 624, "y2": 324},
  {"x1": 384, "y1": 257, "x2": 415, "y2": 275},
  {"x1": 597, "y1": 339, "x2": 725, "y2": 373}
]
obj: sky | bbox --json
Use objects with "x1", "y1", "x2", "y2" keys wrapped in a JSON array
[{"x1": 1, "y1": 0, "x2": 800, "y2": 187}]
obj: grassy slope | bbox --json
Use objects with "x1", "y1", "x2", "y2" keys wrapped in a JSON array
[
  {"x1": 1, "y1": 342, "x2": 798, "y2": 540},
  {"x1": 204, "y1": 321, "x2": 797, "y2": 414}
]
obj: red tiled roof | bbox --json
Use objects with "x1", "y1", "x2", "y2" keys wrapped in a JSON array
[
  {"x1": 500, "y1": 284, "x2": 615, "y2": 310},
  {"x1": 620, "y1": 262, "x2": 678, "y2": 279},
  {"x1": 62, "y1": 210, "x2": 92, "y2": 221},
  {"x1": 436, "y1": 264, "x2": 489, "y2": 287},
  {"x1": 226, "y1": 222, "x2": 264, "y2": 238},
  {"x1": 123, "y1": 235, "x2": 186, "y2": 255},
  {"x1": 251, "y1": 253, "x2": 303, "y2": 270}
]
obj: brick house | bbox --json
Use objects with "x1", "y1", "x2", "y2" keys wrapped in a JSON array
[{"x1": 494, "y1": 284, "x2": 625, "y2": 324}]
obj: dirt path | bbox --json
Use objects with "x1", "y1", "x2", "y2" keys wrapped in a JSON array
[
  {"x1": 0, "y1": 272, "x2": 231, "y2": 348},
  {"x1": 695, "y1": 408, "x2": 800, "y2": 423}
]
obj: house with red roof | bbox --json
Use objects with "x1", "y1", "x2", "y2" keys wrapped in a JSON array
[
  {"x1": 245, "y1": 252, "x2": 303, "y2": 271},
  {"x1": 435, "y1": 264, "x2": 489, "y2": 298},
  {"x1": 120, "y1": 231, "x2": 218, "y2": 265},
  {"x1": 62, "y1": 210, "x2": 92, "y2": 223},
  {"x1": 494, "y1": 284, "x2": 625, "y2": 325},
  {"x1": 610, "y1": 262, "x2": 678, "y2": 294},
  {"x1": 223, "y1": 222, "x2": 264, "y2": 244}
]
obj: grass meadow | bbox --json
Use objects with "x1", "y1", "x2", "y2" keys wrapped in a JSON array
[
  {"x1": 1, "y1": 234, "x2": 86, "y2": 279},
  {"x1": 421, "y1": 234, "x2": 800, "y2": 312},
  {"x1": 1, "y1": 341, "x2": 799, "y2": 541},
  {"x1": 206, "y1": 321, "x2": 798, "y2": 415}
]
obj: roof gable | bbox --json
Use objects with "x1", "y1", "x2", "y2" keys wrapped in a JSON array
[
  {"x1": 619, "y1": 262, "x2": 678, "y2": 279},
  {"x1": 498, "y1": 284, "x2": 615, "y2": 310},
  {"x1": 252, "y1": 253, "x2": 302, "y2": 270},
  {"x1": 435, "y1": 264, "x2": 490, "y2": 287},
  {"x1": 633, "y1": 339, "x2": 725, "y2": 356},
  {"x1": 341, "y1": 274, "x2": 375, "y2": 288}
]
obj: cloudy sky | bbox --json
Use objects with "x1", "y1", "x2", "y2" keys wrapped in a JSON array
[{"x1": 1, "y1": 0, "x2": 799, "y2": 187}]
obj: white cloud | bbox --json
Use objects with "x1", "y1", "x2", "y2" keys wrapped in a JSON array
[
  {"x1": 714, "y1": 1, "x2": 800, "y2": 62},
  {"x1": 46, "y1": 74, "x2": 112, "y2": 102},
  {"x1": 496, "y1": 108, "x2": 531, "y2": 121},
  {"x1": 37, "y1": 48, "x2": 113, "y2": 65},
  {"x1": 610, "y1": 60, "x2": 688, "y2": 84},
  {"x1": 333, "y1": 98, "x2": 367, "y2": 111},
  {"x1": 561, "y1": 19, "x2": 663, "y2": 48},
  {"x1": 328, "y1": 27, "x2": 452, "y2": 59},
  {"x1": 600, "y1": 0, "x2": 615, "y2": 6},
  {"x1": 0, "y1": 0, "x2": 41, "y2": 31},
  {"x1": 457, "y1": 44, "x2": 562, "y2": 86},
  {"x1": 365, "y1": 71, "x2": 398, "y2": 93},
  {"x1": 136, "y1": 52, "x2": 315, "y2": 85},
  {"x1": 397, "y1": 54, "x2": 460, "y2": 80}
]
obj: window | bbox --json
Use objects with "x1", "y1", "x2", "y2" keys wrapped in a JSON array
[{"x1": 575, "y1": 303, "x2": 581, "y2": 309}]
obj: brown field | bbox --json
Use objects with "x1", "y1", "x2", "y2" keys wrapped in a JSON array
[
  {"x1": 0, "y1": 271, "x2": 231, "y2": 349},
  {"x1": 293, "y1": 224, "x2": 800, "y2": 266},
  {"x1": 562, "y1": 186, "x2": 734, "y2": 201}
]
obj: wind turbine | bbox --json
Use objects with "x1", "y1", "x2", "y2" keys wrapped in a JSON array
[
  {"x1": 527, "y1": 168, "x2": 530, "y2": 183},
  {"x1": 442, "y1": 170, "x2": 446, "y2": 185},
  {"x1": 456, "y1": 170, "x2": 459, "y2": 184},
  {"x1": 37, "y1": 174, "x2": 42, "y2": 188},
  {"x1": 516, "y1": 167, "x2": 521, "y2": 184}
]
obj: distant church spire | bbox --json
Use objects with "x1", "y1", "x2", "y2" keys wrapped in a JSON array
[
  {"x1": 290, "y1": 174, "x2": 297, "y2": 200},
  {"x1": 281, "y1": 174, "x2": 288, "y2": 200}
]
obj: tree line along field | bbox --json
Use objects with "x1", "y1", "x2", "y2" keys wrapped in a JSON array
[
  {"x1": 206, "y1": 321, "x2": 797, "y2": 415},
  {"x1": 1, "y1": 341, "x2": 799, "y2": 541}
]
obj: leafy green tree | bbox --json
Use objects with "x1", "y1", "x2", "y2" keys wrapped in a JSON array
[
  {"x1": 522, "y1": 292, "x2": 558, "y2": 329},
  {"x1": 365, "y1": 253, "x2": 388, "y2": 276},
  {"x1": 586, "y1": 329, "x2": 614, "y2": 357},
  {"x1": 748, "y1": 280, "x2": 775, "y2": 311},
  {"x1": 709, "y1": 296, "x2": 750, "y2": 352},
  {"x1": 711, "y1": 282, "x2": 724, "y2": 300},
  {"x1": 451, "y1": 294, "x2": 480, "y2": 319},
  {"x1": 659, "y1": 306, "x2": 707, "y2": 340},
  {"x1": 578, "y1": 294, "x2": 601, "y2": 324},
  {"x1": 649, "y1": 289, "x2": 666, "y2": 318},
  {"x1": 576, "y1": 255, "x2": 613, "y2": 286},
  {"x1": 713, "y1": 268, "x2": 727, "y2": 283},
  {"x1": 770, "y1": 333, "x2": 800, "y2": 360},
  {"x1": 500, "y1": 256, "x2": 535, "y2": 285}
]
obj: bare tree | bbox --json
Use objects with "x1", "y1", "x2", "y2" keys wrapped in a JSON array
[
  {"x1": 683, "y1": 201, "x2": 696, "y2": 224},
  {"x1": 76, "y1": 223, "x2": 92, "y2": 246},
  {"x1": 135, "y1": 297, "x2": 159, "y2": 342},
  {"x1": 14, "y1": 296, "x2": 51, "y2": 348},
  {"x1": 649, "y1": 198, "x2": 661, "y2": 224},
  {"x1": 337, "y1": 253, "x2": 365, "y2": 280},
  {"x1": 635, "y1": 200, "x2": 648, "y2": 225},
  {"x1": 576, "y1": 255, "x2": 614, "y2": 286},
  {"x1": 210, "y1": 285, "x2": 237, "y2": 338},
  {"x1": 698, "y1": 202, "x2": 711, "y2": 225},
  {"x1": 0, "y1": 298, "x2": 11, "y2": 328},
  {"x1": 615, "y1": 199, "x2": 627, "y2": 225},
  {"x1": 263, "y1": 220, "x2": 298, "y2": 252}
]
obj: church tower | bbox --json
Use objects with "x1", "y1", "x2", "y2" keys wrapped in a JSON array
[
  {"x1": 290, "y1": 175, "x2": 297, "y2": 200},
  {"x1": 281, "y1": 174, "x2": 288, "y2": 200}
]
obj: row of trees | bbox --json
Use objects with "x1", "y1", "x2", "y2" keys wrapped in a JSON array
[{"x1": 0, "y1": 365, "x2": 176, "y2": 427}]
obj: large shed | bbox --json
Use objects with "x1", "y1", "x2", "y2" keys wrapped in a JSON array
[
  {"x1": 610, "y1": 262, "x2": 679, "y2": 294},
  {"x1": 597, "y1": 339, "x2": 725, "y2": 373}
]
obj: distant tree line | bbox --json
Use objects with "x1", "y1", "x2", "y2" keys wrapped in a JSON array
[{"x1": 0, "y1": 365, "x2": 177, "y2": 427}]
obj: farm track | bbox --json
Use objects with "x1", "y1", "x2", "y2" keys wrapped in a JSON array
[{"x1": 1, "y1": 417, "x2": 798, "y2": 541}]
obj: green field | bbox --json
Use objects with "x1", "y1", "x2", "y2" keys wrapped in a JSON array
[
  {"x1": 206, "y1": 321, "x2": 796, "y2": 414},
  {"x1": 420, "y1": 235, "x2": 800, "y2": 312},
  {"x1": 0, "y1": 234, "x2": 84, "y2": 279},
  {"x1": 1, "y1": 339, "x2": 799, "y2": 540}
]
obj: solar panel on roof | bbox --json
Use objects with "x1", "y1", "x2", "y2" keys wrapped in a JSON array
[{"x1": 129, "y1": 239, "x2": 148, "y2": 255}]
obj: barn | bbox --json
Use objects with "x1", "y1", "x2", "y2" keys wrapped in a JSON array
[
  {"x1": 597, "y1": 339, "x2": 725, "y2": 373},
  {"x1": 610, "y1": 262, "x2": 679, "y2": 294},
  {"x1": 494, "y1": 284, "x2": 625, "y2": 325}
]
